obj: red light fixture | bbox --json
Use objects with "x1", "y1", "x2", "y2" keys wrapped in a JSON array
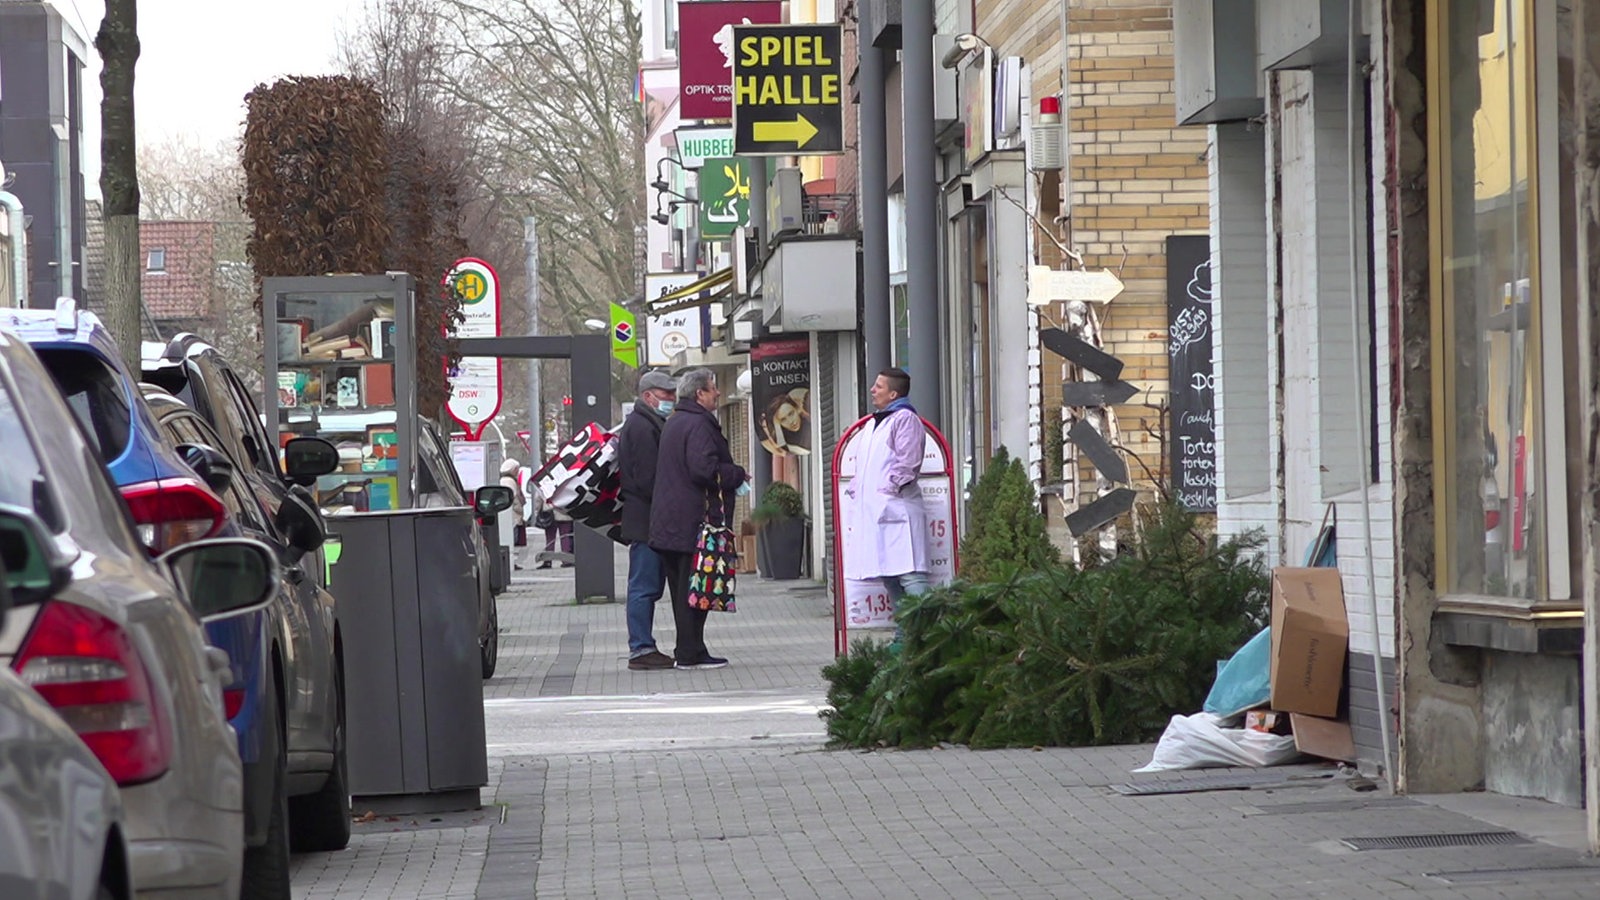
[{"x1": 15, "y1": 601, "x2": 173, "y2": 785}]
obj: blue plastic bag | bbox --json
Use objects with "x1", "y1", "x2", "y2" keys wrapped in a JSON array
[{"x1": 1203, "y1": 626, "x2": 1272, "y2": 717}]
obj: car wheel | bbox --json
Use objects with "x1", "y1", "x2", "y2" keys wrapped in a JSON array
[
  {"x1": 242, "y1": 685, "x2": 291, "y2": 899},
  {"x1": 480, "y1": 593, "x2": 499, "y2": 680},
  {"x1": 289, "y1": 661, "x2": 351, "y2": 852}
]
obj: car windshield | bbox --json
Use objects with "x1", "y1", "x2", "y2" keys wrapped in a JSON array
[{"x1": 33, "y1": 349, "x2": 133, "y2": 462}]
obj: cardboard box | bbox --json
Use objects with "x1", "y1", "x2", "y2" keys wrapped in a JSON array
[
  {"x1": 1289, "y1": 713, "x2": 1356, "y2": 762},
  {"x1": 1269, "y1": 567, "x2": 1349, "y2": 717}
]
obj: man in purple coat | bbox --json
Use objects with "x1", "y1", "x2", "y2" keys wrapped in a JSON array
[{"x1": 649, "y1": 368, "x2": 749, "y2": 669}]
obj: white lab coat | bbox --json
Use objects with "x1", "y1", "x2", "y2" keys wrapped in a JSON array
[{"x1": 843, "y1": 413, "x2": 928, "y2": 579}]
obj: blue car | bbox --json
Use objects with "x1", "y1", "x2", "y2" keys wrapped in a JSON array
[{"x1": 0, "y1": 300, "x2": 283, "y2": 891}]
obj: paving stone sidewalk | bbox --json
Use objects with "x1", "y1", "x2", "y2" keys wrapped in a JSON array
[{"x1": 291, "y1": 562, "x2": 1598, "y2": 899}]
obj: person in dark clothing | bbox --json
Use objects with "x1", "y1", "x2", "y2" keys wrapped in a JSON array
[
  {"x1": 649, "y1": 368, "x2": 748, "y2": 669},
  {"x1": 618, "y1": 370, "x2": 678, "y2": 670}
]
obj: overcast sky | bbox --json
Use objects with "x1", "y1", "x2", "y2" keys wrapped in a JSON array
[{"x1": 51, "y1": 0, "x2": 360, "y2": 194}]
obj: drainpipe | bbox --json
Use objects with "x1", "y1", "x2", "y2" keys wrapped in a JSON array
[
  {"x1": 858, "y1": 0, "x2": 891, "y2": 381},
  {"x1": 0, "y1": 191, "x2": 28, "y2": 309},
  {"x1": 902, "y1": 0, "x2": 942, "y2": 428},
  {"x1": 1345, "y1": 0, "x2": 1395, "y2": 791}
]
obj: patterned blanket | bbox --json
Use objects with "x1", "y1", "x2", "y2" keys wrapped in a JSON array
[{"x1": 529, "y1": 422, "x2": 624, "y2": 544}]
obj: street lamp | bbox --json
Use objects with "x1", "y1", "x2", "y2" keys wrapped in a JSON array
[{"x1": 582, "y1": 318, "x2": 607, "y2": 331}]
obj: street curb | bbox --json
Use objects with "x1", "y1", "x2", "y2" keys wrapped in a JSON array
[{"x1": 475, "y1": 755, "x2": 547, "y2": 898}]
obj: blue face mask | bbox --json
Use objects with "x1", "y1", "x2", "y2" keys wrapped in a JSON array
[{"x1": 657, "y1": 399, "x2": 675, "y2": 416}]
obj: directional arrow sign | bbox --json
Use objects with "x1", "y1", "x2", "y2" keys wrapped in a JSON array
[
  {"x1": 1060, "y1": 378, "x2": 1140, "y2": 408},
  {"x1": 732, "y1": 23, "x2": 844, "y2": 156},
  {"x1": 1065, "y1": 488, "x2": 1138, "y2": 536},
  {"x1": 753, "y1": 115, "x2": 819, "y2": 148},
  {"x1": 1040, "y1": 327, "x2": 1125, "y2": 382},
  {"x1": 1029, "y1": 267, "x2": 1126, "y2": 305},
  {"x1": 1068, "y1": 419, "x2": 1129, "y2": 485}
]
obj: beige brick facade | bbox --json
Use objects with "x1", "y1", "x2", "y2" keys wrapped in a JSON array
[{"x1": 978, "y1": 0, "x2": 1208, "y2": 500}]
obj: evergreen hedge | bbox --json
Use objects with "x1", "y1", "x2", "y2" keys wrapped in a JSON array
[{"x1": 822, "y1": 501, "x2": 1268, "y2": 749}]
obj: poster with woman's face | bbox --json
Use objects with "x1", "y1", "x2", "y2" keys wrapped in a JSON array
[{"x1": 751, "y1": 338, "x2": 812, "y2": 457}]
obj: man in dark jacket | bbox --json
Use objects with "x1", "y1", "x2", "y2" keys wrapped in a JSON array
[
  {"x1": 619, "y1": 370, "x2": 678, "y2": 670},
  {"x1": 649, "y1": 367, "x2": 748, "y2": 669}
]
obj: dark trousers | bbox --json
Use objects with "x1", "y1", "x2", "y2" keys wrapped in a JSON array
[{"x1": 660, "y1": 550, "x2": 708, "y2": 663}]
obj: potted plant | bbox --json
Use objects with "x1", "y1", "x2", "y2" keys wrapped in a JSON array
[{"x1": 751, "y1": 482, "x2": 807, "y2": 580}]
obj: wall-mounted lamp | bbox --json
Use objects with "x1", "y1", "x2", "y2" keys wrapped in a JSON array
[{"x1": 940, "y1": 33, "x2": 991, "y2": 69}]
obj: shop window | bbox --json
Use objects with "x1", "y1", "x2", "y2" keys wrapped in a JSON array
[{"x1": 1430, "y1": 0, "x2": 1542, "y2": 600}]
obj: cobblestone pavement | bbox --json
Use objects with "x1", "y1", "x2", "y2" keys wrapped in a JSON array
[{"x1": 291, "y1": 557, "x2": 1598, "y2": 899}]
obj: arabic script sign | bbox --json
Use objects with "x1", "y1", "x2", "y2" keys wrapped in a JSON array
[{"x1": 698, "y1": 156, "x2": 750, "y2": 240}]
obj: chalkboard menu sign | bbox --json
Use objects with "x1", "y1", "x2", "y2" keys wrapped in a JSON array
[{"x1": 1167, "y1": 235, "x2": 1216, "y2": 512}]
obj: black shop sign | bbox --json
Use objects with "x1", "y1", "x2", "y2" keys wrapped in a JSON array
[{"x1": 1167, "y1": 235, "x2": 1216, "y2": 512}]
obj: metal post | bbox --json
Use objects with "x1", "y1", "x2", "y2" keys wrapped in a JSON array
[
  {"x1": 858, "y1": 0, "x2": 892, "y2": 381},
  {"x1": 524, "y1": 217, "x2": 541, "y2": 458},
  {"x1": 568, "y1": 333, "x2": 614, "y2": 601},
  {"x1": 747, "y1": 157, "x2": 773, "y2": 506},
  {"x1": 901, "y1": 0, "x2": 942, "y2": 428}
]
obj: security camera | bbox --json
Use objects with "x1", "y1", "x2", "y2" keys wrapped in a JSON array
[{"x1": 941, "y1": 33, "x2": 986, "y2": 69}]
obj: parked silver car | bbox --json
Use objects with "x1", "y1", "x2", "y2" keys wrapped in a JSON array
[
  {"x1": 0, "y1": 329, "x2": 276, "y2": 898},
  {"x1": 0, "y1": 568, "x2": 131, "y2": 900}
]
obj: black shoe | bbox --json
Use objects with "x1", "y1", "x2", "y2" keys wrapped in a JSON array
[
  {"x1": 629, "y1": 651, "x2": 675, "y2": 670},
  {"x1": 675, "y1": 654, "x2": 729, "y2": 670}
]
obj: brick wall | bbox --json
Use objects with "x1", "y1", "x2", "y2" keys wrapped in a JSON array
[{"x1": 1063, "y1": 2, "x2": 1208, "y2": 500}]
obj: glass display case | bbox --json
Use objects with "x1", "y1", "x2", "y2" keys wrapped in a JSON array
[{"x1": 261, "y1": 274, "x2": 418, "y2": 511}]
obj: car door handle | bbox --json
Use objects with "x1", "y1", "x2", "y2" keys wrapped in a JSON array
[
  {"x1": 285, "y1": 565, "x2": 307, "y2": 585},
  {"x1": 205, "y1": 647, "x2": 232, "y2": 678}
]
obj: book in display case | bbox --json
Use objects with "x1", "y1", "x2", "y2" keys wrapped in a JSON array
[{"x1": 262, "y1": 274, "x2": 419, "y2": 512}]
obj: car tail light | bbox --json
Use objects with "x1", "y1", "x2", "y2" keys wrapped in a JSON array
[
  {"x1": 121, "y1": 477, "x2": 227, "y2": 552},
  {"x1": 15, "y1": 601, "x2": 172, "y2": 785},
  {"x1": 223, "y1": 688, "x2": 245, "y2": 720}
]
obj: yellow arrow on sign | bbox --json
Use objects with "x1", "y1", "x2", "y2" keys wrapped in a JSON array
[{"x1": 753, "y1": 114, "x2": 819, "y2": 149}]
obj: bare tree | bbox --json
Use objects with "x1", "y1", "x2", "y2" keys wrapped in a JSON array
[
  {"x1": 137, "y1": 138, "x2": 262, "y2": 389},
  {"x1": 338, "y1": 0, "x2": 644, "y2": 420},
  {"x1": 433, "y1": 0, "x2": 644, "y2": 333},
  {"x1": 138, "y1": 136, "x2": 242, "y2": 221},
  {"x1": 96, "y1": 0, "x2": 142, "y2": 371}
]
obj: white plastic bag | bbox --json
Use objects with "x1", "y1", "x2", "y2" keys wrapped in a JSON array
[{"x1": 1133, "y1": 712, "x2": 1301, "y2": 773}]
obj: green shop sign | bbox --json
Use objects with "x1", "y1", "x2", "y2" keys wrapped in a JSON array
[{"x1": 698, "y1": 157, "x2": 750, "y2": 240}]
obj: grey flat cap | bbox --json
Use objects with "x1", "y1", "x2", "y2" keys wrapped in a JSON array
[{"x1": 638, "y1": 370, "x2": 677, "y2": 394}]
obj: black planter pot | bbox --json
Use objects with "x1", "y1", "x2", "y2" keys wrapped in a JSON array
[{"x1": 758, "y1": 516, "x2": 807, "y2": 580}]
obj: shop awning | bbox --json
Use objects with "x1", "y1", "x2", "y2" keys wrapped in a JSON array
[
  {"x1": 651, "y1": 282, "x2": 734, "y2": 316},
  {"x1": 647, "y1": 268, "x2": 733, "y2": 315}
]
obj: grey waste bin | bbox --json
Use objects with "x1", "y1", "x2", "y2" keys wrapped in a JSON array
[{"x1": 326, "y1": 507, "x2": 488, "y2": 814}]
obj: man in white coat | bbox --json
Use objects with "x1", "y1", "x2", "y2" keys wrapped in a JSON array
[{"x1": 844, "y1": 368, "x2": 929, "y2": 623}]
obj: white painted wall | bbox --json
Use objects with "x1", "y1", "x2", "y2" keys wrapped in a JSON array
[{"x1": 1209, "y1": 62, "x2": 1396, "y2": 659}]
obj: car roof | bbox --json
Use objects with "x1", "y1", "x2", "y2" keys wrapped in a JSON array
[
  {"x1": 2, "y1": 300, "x2": 124, "y2": 363},
  {"x1": 4, "y1": 301, "x2": 194, "y2": 487}
]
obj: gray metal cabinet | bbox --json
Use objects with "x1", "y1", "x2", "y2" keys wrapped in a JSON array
[{"x1": 327, "y1": 507, "x2": 487, "y2": 813}]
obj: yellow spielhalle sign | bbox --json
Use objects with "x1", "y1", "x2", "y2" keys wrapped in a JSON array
[{"x1": 731, "y1": 23, "x2": 844, "y2": 156}]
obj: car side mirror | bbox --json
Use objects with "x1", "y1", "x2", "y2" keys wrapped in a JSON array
[
  {"x1": 474, "y1": 485, "x2": 514, "y2": 517},
  {"x1": 275, "y1": 486, "x2": 327, "y2": 553},
  {"x1": 160, "y1": 537, "x2": 278, "y2": 621},
  {"x1": 0, "y1": 504, "x2": 76, "y2": 607},
  {"x1": 283, "y1": 437, "x2": 340, "y2": 486},
  {"x1": 178, "y1": 443, "x2": 236, "y2": 495}
]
